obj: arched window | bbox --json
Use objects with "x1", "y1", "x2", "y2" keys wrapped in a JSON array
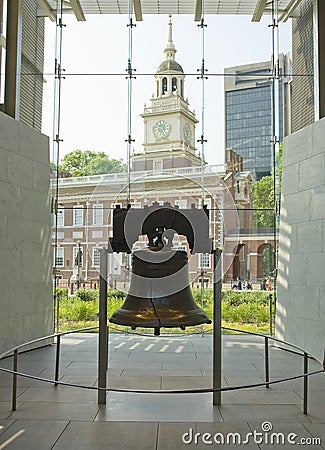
[
  {"x1": 172, "y1": 77, "x2": 177, "y2": 93},
  {"x1": 162, "y1": 77, "x2": 167, "y2": 95}
]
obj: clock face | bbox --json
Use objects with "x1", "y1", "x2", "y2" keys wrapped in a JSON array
[
  {"x1": 183, "y1": 123, "x2": 192, "y2": 143},
  {"x1": 153, "y1": 120, "x2": 171, "y2": 141}
]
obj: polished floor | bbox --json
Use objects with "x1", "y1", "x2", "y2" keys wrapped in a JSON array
[{"x1": 0, "y1": 333, "x2": 324, "y2": 449}]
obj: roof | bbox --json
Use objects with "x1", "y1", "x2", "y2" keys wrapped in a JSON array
[
  {"x1": 156, "y1": 60, "x2": 184, "y2": 74},
  {"x1": 37, "y1": 0, "x2": 303, "y2": 23}
]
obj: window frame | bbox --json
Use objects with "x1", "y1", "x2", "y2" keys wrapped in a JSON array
[
  {"x1": 93, "y1": 247, "x2": 101, "y2": 267},
  {"x1": 54, "y1": 247, "x2": 64, "y2": 267},
  {"x1": 73, "y1": 205, "x2": 84, "y2": 226},
  {"x1": 93, "y1": 203, "x2": 104, "y2": 226}
]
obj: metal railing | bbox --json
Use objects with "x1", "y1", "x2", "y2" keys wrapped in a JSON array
[
  {"x1": 0, "y1": 326, "x2": 323, "y2": 414},
  {"x1": 52, "y1": 164, "x2": 227, "y2": 187}
]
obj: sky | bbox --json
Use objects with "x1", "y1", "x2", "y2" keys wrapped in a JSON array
[{"x1": 42, "y1": 13, "x2": 291, "y2": 166}]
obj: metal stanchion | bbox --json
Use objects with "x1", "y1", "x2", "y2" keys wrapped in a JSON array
[
  {"x1": 55, "y1": 334, "x2": 61, "y2": 386},
  {"x1": 213, "y1": 248, "x2": 222, "y2": 406},
  {"x1": 12, "y1": 349, "x2": 18, "y2": 411},
  {"x1": 265, "y1": 336, "x2": 270, "y2": 388},
  {"x1": 269, "y1": 294, "x2": 273, "y2": 336},
  {"x1": 303, "y1": 352, "x2": 308, "y2": 414},
  {"x1": 98, "y1": 248, "x2": 108, "y2": 405}
]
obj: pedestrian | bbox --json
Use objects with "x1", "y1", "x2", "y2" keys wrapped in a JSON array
[
  {"x1": 237, "y1": 276, "x2": 242, "y2": 291},
  {"x1": 108, "y1": 274, "x2": 114, "y2": 289},
  {"x1": 266, "y1": 276, "x2": 272, "y2": 291},
  {"x1": 261, "y1": 278, "x2": 267, "y2": 290}
]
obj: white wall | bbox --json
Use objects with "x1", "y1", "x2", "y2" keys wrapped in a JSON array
[
  {"x1": 276, "y1": 117, "x2": 325, "y2": 362},
  {"x1": 0, "y1": 112, "x2": 53, "y2": 356}
]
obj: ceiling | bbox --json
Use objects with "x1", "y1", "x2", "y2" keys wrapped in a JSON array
[{"x1": 37, "y1": 0, "x2": 301, "y2": 23}]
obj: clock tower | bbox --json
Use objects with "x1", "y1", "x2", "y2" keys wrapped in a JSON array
[{"x1": 132, "y1": 16, "x2": 202, "y2": 172}]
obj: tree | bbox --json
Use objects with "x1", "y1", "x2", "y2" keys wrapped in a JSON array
[
  {"x1": 252, "y1": 144, "x2": 282, "y2": 228},
  {"x1": 58, "y1": 150, "x2": 125, "y2": 177},
  {"x1": 252, "y1": 175, "x2": 274, "y2": 227}
]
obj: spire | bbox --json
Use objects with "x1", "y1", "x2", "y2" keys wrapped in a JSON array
[{"x1": 164, "y1": 15, "x2": 176, "y2": 61}]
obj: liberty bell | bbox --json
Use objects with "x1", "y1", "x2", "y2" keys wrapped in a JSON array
[{"x1": 109, "y1": 203, "x2": 212, "y2": 335}]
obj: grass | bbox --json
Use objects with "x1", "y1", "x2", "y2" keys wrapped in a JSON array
[{"x1": 56, "y1": 288, "x2": 275, "y2": 335}]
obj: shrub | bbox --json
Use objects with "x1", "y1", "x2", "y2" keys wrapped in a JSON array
[
  {"x1": 107, "y1": 289, "x2": 126, "y2": 300},
  {"x1": 55, "y1": 287, "x2": 68, "y2": 299},
  {"x1": 75, "y1": 288, "x2": 98, "y2": 302}
]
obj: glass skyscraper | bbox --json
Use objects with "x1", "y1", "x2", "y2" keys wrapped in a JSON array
[{"x1": 224, "y1": 55, "x2": 291, "y2": 181}]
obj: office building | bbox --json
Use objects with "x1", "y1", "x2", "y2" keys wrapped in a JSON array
[{"x1": 224, "y1": 54, "x2": 291, "y2": 180}]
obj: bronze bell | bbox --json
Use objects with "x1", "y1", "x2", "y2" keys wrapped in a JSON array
[{"x1": 109, "y1": 247, "x2": 211, "y2": 335}]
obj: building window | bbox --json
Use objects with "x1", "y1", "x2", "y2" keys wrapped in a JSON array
[
  {"x1": 72, "y1": 231, "x2": 83, "y2": 239},
  {"x1": 92, "y1": 230, "x2": 103, "y2": 238},
  {"x1": 93, "y1": 204, "x2": 103, "y2": 225},
  {"x1": 175, "y1": 199, "x2": 187, "y2": 209},
  {"x1": 198, "y1": 198, "x2": 211, "y2": 209},
  {"x1": 153, "y1": 160, "x2": 163, "y2": 172},
  {"x1": 57, "y1": 208, "x2": 65, "y2": 227},
  {"x1": 93, "y1": 248, "x2": 101, "y2": 267},
  {"x1": 52, "y1": 231, "x2": 64, "y2": 239},
  {"x1": 162, "y1": 77, "x2": 167, "y2": 95},
  {"x1": 199, "y1": 253, "x2": 211, "y2": 269},
  {"x1": 54, "y1": 247, "x2": 64, "y2": 267},
  {"x1": 172, "y1": 77, "x2": 177, "y2": 93},
  {"x1": 73, "y1": 205, "x2": 83, "y2": 226}
]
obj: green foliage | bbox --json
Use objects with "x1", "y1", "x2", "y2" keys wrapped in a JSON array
[
  {"x1": 58, "y1": 149, "x2": 125, "y2": 177},
  {"x1": 221, "y1": 290, "x2": 271, "y2": 305},
  {"x1": 251, "y1": 144, "x2": 282, "y2": 228},
  {"x1": 57, "y1": 287, "x2": 274, "y2": 333},
  {"x1": 107, "y1": 289, "x2": 126, "y2": 300},
  {"x1": 59, "y1": 297, "x2": 98, "y2": 321},
  {"x1": 75, "y1": 288, "x2": 98, "y2": 302},
  {"x1": 55, "y1": 287, "x2": 69, "y2": 299},
  {"x1": 252, "y1": 175, "x2": 274, "y2": 227}
]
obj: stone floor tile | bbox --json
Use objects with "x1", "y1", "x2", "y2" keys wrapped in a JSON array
[
  {"x1": 0, "y1": 387, "x2": 27, "y2": 402},
  {"x1": 303, "y1": 423, "x2": 325, "y2": 445},
  {"x1": 106, "y1": 375, "x2": 161, "y2": 390},
  {"x1": 52, "y1": 421, "x2": 158, "y2": 450},
  {"x1": 8, "y1": 401, "x2": 99, "y2": 421},
  {"x1": 219, "y1": 404, "x2": 311, "y2": 423},
  {"x1": 95, "y1": 393, "x2": 223, "y2": 422},
  {"x1": 249, "y1": 421, "x2": 323, "y2": 449},
  {"x1": 157, "y1": 422, "x2": 199, "y2": 450},
  {"x1": 161, "y1": 375, "x2": 227, "y2": 390},
  {"x1": 304, "y1": 404, "x2": 325, "y2": 423},
  {"x1": 59, "y1": 374, "x2": 98, "y2": 386},
  {"x1": 195, "y1": 422, "x2": 260, "y2": 449},
  {"x1": 0, "y1": 419, "x2": 15, "y2": 436},
  {"x1": 17, "y1": 386, "x2": 98, "y2": 403},
  {"x1": 0, "y1": 419, "x2": 68, "y2": 450},
  {"x1": 222, "y1": 388, "x2": 302, "y2": 405}
]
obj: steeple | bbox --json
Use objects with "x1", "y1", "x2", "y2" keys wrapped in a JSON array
[
  {"x1": 164, "y1": 15, "x2": 176, "y2": 61},
  {"x1": 135, "y1": 14, "x2": 200, "y2": 172},
  {"x1": 155, "y1": 15, "x2": 184, "y2": 98}
]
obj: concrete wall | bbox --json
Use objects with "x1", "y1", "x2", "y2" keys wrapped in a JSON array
[
  {"x1": 0, "y1": 112, "x2": 52, "y2": 355},
  {"x1": 276, "y1": 117, "x2": 325, "y2": 362}
]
